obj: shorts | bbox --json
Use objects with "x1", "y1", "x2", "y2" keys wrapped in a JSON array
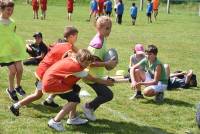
[
  {"x1": 0, "y1": 62, "x2": 14, "y2": 67},
  {"x1": 147, "y1": 13, "x2": 151, "y2": 17},
  {"x1": 145, "y1": 72, "x2": 167, "y2": 92},
  {"x1": 131, "y1": 16, "x2": 137, "y2": 20},
  {"x1": 58, "y1": 88, "x2": 80, "y2": 103},
  {"x1": 35, "y1": 79, "x2": 42, "y2": 90},
  {"x1": 68, "y1": 10, "x2": 73, "y2": 13}
]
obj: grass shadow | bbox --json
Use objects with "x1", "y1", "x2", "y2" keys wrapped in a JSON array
[
  {"x1": 68, "y1": 119, "x2": 173, "y2": 134},
  {"x1": 26, "y1": 103, "x2": 62, "y2": 114},
  {"x1": 142, "y1": 98, "x2": 194, "y2": 107}
]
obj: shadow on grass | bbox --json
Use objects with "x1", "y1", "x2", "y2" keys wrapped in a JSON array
[
  {"x1": 68, "y1": 119, "x2": 173, "y2": 134},
  {"x1": 26, "y1": 103, "x2": 62, "y2": 114},
  {"x1": 142, "y1": 98, "x2": 193, "y2": 107}
]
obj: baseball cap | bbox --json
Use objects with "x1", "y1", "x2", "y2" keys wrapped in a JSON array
[
  {"x1": 134, "y1": 44, "x2": 144, "y2": 54},
  {"x1": 33, "y1": 32, "x2": 42, "y2": 38}
]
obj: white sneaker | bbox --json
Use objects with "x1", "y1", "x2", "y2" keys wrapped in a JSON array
[
  {"x1": 48, "y1": 119, "x2": 65, "y2": 131},
  {"x1": 82, "y1": 104, "x2": 96, "y2": 121},
  {"x1": 66, "y1": 116, "x2": 88, "y2": 125}
]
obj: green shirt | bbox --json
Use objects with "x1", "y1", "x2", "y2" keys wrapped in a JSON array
[
  {"x1": 0, "y1": 18, "x2": 27, "y2": 63},
  {"x1": 139, "y1": 58, "x2": 168, "y2": 84}
]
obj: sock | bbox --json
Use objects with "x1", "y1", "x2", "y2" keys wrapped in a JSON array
[
  {"x1": 13, "y1": 102, "x2": 21, "y2": 109},
  {"x1": 45, "y1": 96, "x2": 54, "y2": 103},
  {"x1": 136, "y1": 90, "x2": 142, "y2": 95}
]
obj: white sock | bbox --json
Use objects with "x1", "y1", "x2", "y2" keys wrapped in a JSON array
[
  {"x1": 13, "y1": 102, "x2": 21, "y2": 109},
  {"x1": 45, "y1": 96, "x2": 54, "y2": 103}
]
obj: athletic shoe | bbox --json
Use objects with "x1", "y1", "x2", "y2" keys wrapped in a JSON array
[
  {"x1": 6, "y1": 88, "x2": 19, "y2": 102},
  {"x1": 155, "y1": 92, "x2": 164, "y2": 103},
  {"x1": 82, "y1": 104, "x2": 96, "y2": 121},
  {"x1": 15, "y1": 86, "x2": 26, "y2": 96},
  {"x1": 129, "y1": 94, "x2": 144, "y2": 100},
  {"x1": 42, "y1": 100, "x2": 59, "y2": 108},
  {"x1": 48, "y1": 119, "x2": 65, "y2": 131},
  {"x1": 66, "y1": 116, "x2": 88, "y2": 125},
  {"x1": 10, "y1": 105, "x2": 19, "y2": 116}
]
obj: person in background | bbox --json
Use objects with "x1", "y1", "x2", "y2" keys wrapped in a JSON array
[
  {"x1": 67, "y1": 0, "x2": 74, "y2": 21},
  {"x1": 32, "y1": 0, "x2": 39, "y2": 19},
  {"x1": 23, "y1": 32, "x2": 48, "y2": 66},
  {"x1": 146, "y1": 0, "x2": 153, "y2": 23},
  {"x1": 116, "y1": 0, "x2": 124, "y2": 24},
  {"x1": 153, "y1": 0, "x2": 159, "y2": 20},
  {"x1": 104, "y1": 0, "x2": 112, "y2": 17},
  {"x1": 40, "y1": 0, "x2": 47, "y2": 20},
  {"x1": 130, "y1": 2, "x2": 138, "y2": 25}
]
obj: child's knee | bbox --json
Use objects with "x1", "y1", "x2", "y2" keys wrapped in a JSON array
[{"x1": 143, "y1": 88, "x2": 155, "y2": 97}]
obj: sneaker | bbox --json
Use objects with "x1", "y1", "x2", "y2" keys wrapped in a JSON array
[
  {"x1": 15, "y1": 86, "x2": 26, "y2": 96},
  {"x1": 66, "y1": 116, "x2": 88, "y2": 125},
  {"x1": 48, "y1": 119, "x2": 65, "y2": 131},
  {"x1": 10, "y1": 105, "x2": 19, "y2": 116},
  {"x1": 6, "y1": 88, "x2": 19, "y2": 102},
  {"x1": 82, "y1": 104, "x2": 96, "y2": 121},
  {"x1": 42, "y1": 100, "x2": 59, "y2": 108},
  {"x1": 129, "y1": 94, "x2": 144, "y2": 100},
  {"x1": 155, "y1": 92, "x2": 164, "y2": 103}
]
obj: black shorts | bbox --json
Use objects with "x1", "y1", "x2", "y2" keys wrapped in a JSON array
[
  {"x1": 147, "y1": 13, "x2": 151, "y2": 17},
  {"x1": 106, "y1": 11, "x2": 111, "y2": 16},
  {"x1": 68, "y1": 11, "x2": 73, "y2": 13},
  {"x1": 58, "y1": 84, "x2": 81, "y2": 103},
  {"x1": 131, "y1": 16, "x2": 137, "y2": 20},
  {"x1": 0, "y1": 62, "x2": 14, "y2": 67}
]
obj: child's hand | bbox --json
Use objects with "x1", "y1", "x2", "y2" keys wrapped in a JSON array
[
  {"x1": 105, "y1": 59, "x2": 118, "y2": 70},
  {"x1": 104, "y1": 79, "x2": 114, "y2": 86}
]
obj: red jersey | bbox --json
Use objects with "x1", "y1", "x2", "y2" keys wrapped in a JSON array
[
  {"x1": 153, "y1": 0, "x2": 159, "y2": 10},
  {"x1": 40, "y1": 0, "x2": 47, "y2": 11},
  {"x1": 98, "y1": 0, "x2": 105, "y2": 14},
  {"x1": 67, "y1": 0, "x2": 74, "y2": 12},
  {"x1": 42, "y1": 58, "x2": 84, "y2": 94},
  {"x1": 35, "y1": 42, "x2": 73, "y2": 80},
  {"x1": 32, "y1": 0, "x2": 39, "y2": 11}
]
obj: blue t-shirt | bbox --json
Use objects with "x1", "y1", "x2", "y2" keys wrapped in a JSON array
[
  {"x1": 116, "y1": 3, "x2": 124, "y2": 15},
  {"x1": 146, "y1": 2, "x2": 153, "y2": 13},
  {"x1": 104, "y1": 0, "x2": 112, "y2": 12},
  {"x1": 90, "y1": 0, "x2": 98, "y2": 11},
  {"x1": 130, "y1": 6, "x2": 137, "y2": 17}
]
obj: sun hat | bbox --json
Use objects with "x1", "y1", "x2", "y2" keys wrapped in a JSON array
[{"x1": 134, "y1": 44, "x2": 144, "y2": 54}]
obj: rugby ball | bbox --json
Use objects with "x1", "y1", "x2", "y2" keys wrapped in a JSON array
[{"x1": 104, "y1": 48, "x2": 118, "y2": 71}]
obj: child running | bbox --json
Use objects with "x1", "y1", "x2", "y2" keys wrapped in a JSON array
[
  {"x1": 0, "y1": 0, "x2": 27, "y2": 102},
  {"x1": 46, "y1": 49, "x2": 114, "y2": 131},
  {"x1": 9, "y1": 26, "x2": 80, "y2": 115},
  {"x1": 82, "y1": 16, "x2": 117, "y2": 121}
]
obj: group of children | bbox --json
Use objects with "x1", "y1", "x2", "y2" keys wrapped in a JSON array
[
  {"x1": 1, "y1": 1, "x2": 117, "y2": 131},
  {"x1": 31, "y1": 0, "x2": 47, "y2": 19},
  {"x1": 128, "y1": 43, "x2": 197, "y2": 102},
  {"x1": 88, "y1": 0, "x2": 159, "y2": 25}
]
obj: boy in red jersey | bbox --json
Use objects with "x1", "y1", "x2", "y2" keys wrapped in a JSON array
[
  {"x1": 67, "y1": 0, "x2": 74, "y2": 21},
  {"x1": 44, "y1": 49, "x2": 113, "y2": 131},
  {"x1": 9, "y1": 26, "x2": 79, "y2": 115},
  {"x1": 40, "y1": 0, "x2": 47, "y2": 20},
  {"x1": 32, "y1": 0, "x2": 39, "y2": 19}
]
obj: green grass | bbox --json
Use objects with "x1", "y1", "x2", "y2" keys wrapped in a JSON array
[{"x1": 0, "y1": 2, "x2": 200, "y2": 134}]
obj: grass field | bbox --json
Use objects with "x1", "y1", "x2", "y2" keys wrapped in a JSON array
[{"x1": 0, "y1": 1, "x2": 200, "y2": 134}]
